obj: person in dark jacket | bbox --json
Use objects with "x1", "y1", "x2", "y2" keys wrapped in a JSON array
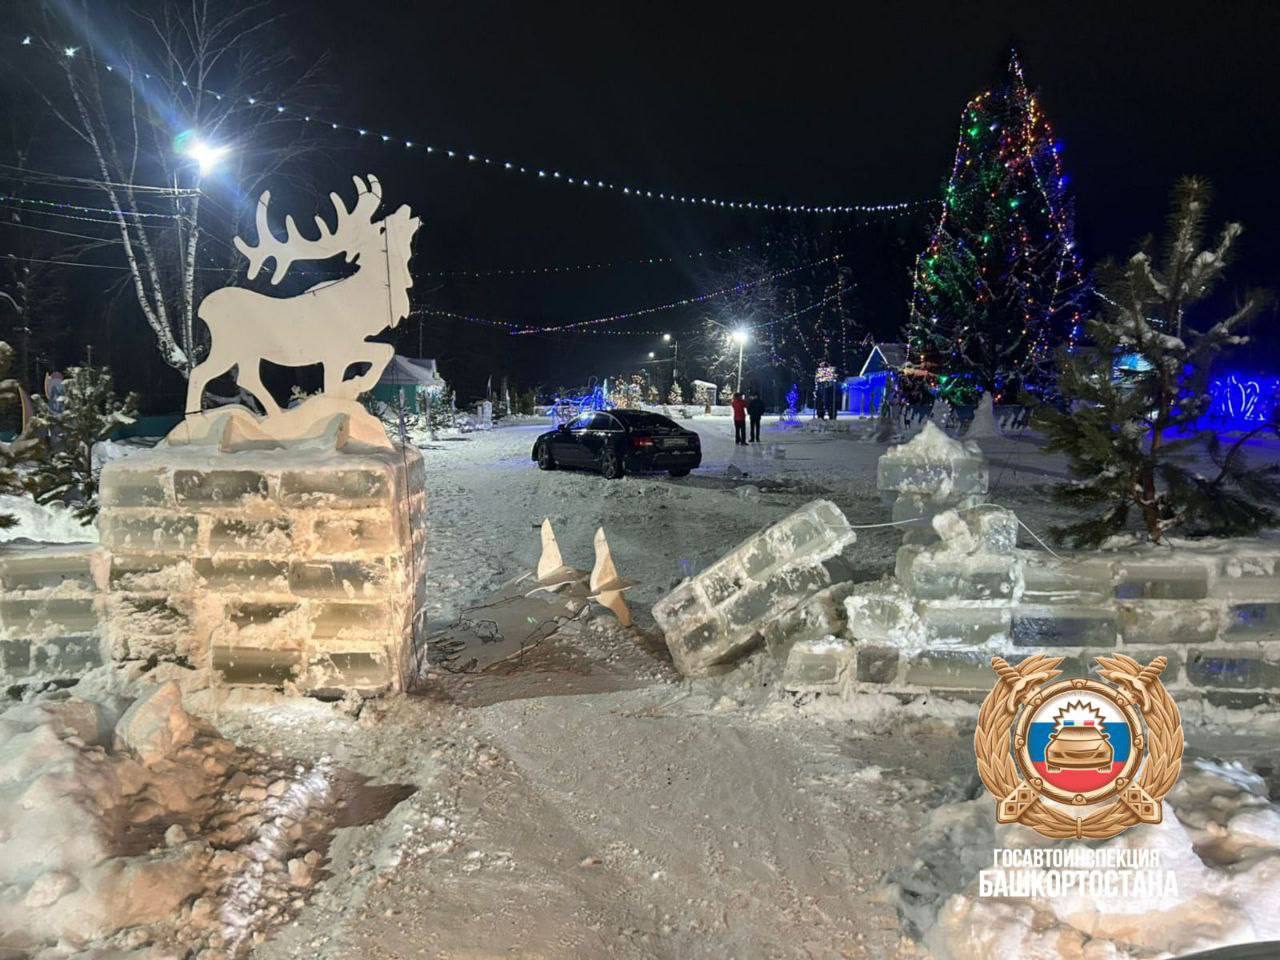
[
  {"x1": 730, "y1": 392, "x2": 747, "y2": 445},
  {"x1": 747, "y1": 392, "x2": 765, "y2": 442}
]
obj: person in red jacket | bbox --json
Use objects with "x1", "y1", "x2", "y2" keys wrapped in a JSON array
[{"x1": 731, "y1": 392, "x2": 748, "y2": 445}]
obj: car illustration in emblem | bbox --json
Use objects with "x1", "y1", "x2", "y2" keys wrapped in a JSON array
[{"x1": 1045, "y1": 725, "x2": 1113, "y2": 773}]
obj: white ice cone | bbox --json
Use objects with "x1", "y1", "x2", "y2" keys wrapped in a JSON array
[
  {"x1": 588, "y1": 527, "x2": 635, "y2": 624},
  {"x1": 537, "y1": 518, "x2": 564, "y2": 582},
  {"x1": 534, "y1": 518, "x2": 585, "y2": 589},
  {"x1": 590, "y1": 526, "x2": 621, "y2": 592}
]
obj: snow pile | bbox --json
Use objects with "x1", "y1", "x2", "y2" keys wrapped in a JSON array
[
  {"x1": 886, "y1": 420, "x2": 981, "y2": 465},
  {"x1": 898, "y1": 760, "x2": 1280, "y2": 959},
  {"x1": 0, "y1": 677, "x2": 336, "y2": 955},
  {"x1": 0, "y1": 493, "x2": 97, "y2": 543}
]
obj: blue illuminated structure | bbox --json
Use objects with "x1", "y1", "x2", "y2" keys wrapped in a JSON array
[
  {"x1": 1207, "y1": 373, "x2": 1280, "y2": 425},
  {"x1": 842, "y1": 342, "x2": 905, "y2": 415},
  {"x1": 550, "y1": 378, "x2": 613, "y2": 425}
]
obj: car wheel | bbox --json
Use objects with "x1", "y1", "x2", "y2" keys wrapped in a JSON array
[
  {"x1": 601, "y1": 448, "x2": 625, "y2": 480},
  {"x1": 667, "y1": 468, "x2": 690, "y2": 478},
  {"x1": 537, "y1": 442, "x2": 556, "y2": 470}
]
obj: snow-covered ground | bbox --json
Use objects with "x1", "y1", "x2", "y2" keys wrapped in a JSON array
[{"x1": 10, "y1": 415, "x2": 1280, "y2": 958}]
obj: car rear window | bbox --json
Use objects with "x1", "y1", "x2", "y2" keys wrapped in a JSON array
[{"x1": 614, "y1": 411, "x2": 679, "y2": 430}]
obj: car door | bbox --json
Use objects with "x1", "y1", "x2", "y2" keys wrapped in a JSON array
[
  {"x1": 578, "y1": 412, "x2": 621, "y2": 467},
  {"x1": 552, "y1": 413, "x2": 593, "y2": 465}
]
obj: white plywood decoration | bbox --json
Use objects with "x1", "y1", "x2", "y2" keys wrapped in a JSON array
[{"x1": 173, "y1": 174, "x2": 419, "y2": 451}]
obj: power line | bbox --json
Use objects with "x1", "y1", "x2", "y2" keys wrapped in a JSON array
[
  {"x1": 0, "y1": 191, "x2": 187, "y2": 219},
  {"x1": 414, "y1": 254, "x2": 843, "y2": 335},
  {"x1": 0, "y1": 161, "x2": 199, "y2": 196},
  {"x1": 421, "y1": 208, "x2": 919, "y2": 279},
  {"x1": 0, "y1": 218, "x2": 127, "y2": 245}
]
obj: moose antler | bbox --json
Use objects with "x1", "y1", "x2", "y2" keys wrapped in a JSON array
[{"x1": 235, "y1": 174, "x2": 384, "y2": 284}]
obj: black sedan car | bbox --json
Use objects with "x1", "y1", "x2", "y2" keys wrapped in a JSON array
[{"x1": 532, "y1": 409, "x2": 701, "y2": 479}]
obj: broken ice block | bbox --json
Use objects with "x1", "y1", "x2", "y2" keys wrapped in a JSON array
[
  {"x1": 652, "y1": 499, "x2": 855, "y2": 677},
  {"x1": 877, "y1": 422, "x2": 988, "y2": 498}
]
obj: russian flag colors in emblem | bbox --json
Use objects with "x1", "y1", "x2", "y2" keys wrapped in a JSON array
[{"x1": 1026, "y1": 691, "x2": 1132, "y2": 793}]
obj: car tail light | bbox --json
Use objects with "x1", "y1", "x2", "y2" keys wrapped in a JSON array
[{"x1": 630, "y1": 435, "x2": 654, "y2": 448}]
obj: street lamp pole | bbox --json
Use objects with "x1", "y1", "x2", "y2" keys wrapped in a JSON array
[{"x1": 731, "y1": 329, "x2": 749, "y2": 391}]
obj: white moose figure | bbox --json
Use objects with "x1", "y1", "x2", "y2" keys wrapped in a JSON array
[{"x1": 186, "y1": 174, "x2": 419, "y2": 420}]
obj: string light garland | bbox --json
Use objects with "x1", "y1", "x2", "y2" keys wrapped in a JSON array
[
  {"x1": 905, "y1": 50, "x2": 1086, "y2": 392},
  {"x1": 12, "y1": 32, "x2": 930, "y2": 217}
]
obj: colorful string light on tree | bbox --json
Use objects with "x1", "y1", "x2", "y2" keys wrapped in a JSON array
[{"x1": 906, "y1": 50, "x2": 1087, "y2": 393}]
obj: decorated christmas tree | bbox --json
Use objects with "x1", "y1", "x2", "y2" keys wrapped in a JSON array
[
  {"x1": 27, "y1": 363, "x2": 138, "y2": 524},
  {"x1": 908, "y1": 51, "x2": 1087, "y2": 394},
  {"x1": 1038, "y1": 178, "x2": 1276, "y2": 546}
]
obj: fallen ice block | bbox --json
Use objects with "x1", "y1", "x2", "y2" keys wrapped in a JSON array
[{"x1": 652, "y1": 499, "x2": 855, "y2": 677}]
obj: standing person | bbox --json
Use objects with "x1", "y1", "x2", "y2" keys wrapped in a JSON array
[
  {"x1": 747, "y1": 391, "x2": 765, "y2": 443},
  {"x1": 731, "y1": 391, "x2": 747, "y2": 445}
]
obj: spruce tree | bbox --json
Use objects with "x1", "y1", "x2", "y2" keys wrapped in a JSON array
[
  {"x1": 27, "y1": 363, "x2": 139, "y2": 524},
  {"x1": 667, "y1": 381, "x2": 684, "y2": 406},
  {"x1": 1038, "y1": 178, "x2": 1275, "y2": 546},
  {"x1": 908, "y1": 51, "x2": 1087, "y2": 392}
]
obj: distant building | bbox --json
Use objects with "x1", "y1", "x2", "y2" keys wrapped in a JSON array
[
  {"x1": 372, "y1": 356, "x2": 447, "y2": 413},
  {"x1": 842, "y1": 343, "x2": 906, "y2": 414}
]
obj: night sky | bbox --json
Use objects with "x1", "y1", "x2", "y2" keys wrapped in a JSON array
[{"x1": 7, "y1": 0, "x2": 1280, "y2": 405}]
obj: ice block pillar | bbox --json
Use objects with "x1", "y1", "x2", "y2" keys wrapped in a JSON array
[
  {"x1": 97, "y1": 442, "x2": 426, "y2": 694},
  {"x1": 877, "y1": 422, "x2": 988, "y2": 546}
]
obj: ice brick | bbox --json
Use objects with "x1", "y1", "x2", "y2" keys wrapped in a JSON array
[
  {"x1": 173, "y1": 469, "x2": 269, "y2": 506},
  {"x1": 844, "y1": 581, "x2": 921, "y2": 644},
  {"x1": 1118, "y1": 601, "x2": 1219, "y2": 645},
  {"x1": 782, "y1": 637, "x2": 854, "y2": 692},
  {"x1": 855, "y1": 644, "x2": 900, "y2": 683},
  {"x1": 919, "y1": 602, "x2": 1011, "y2": 645},
  {"x1": 1113, "y1": 562, "x2": 1208, "y2": 600},
  {"x1": 98, "y1": 467, "x2": 171, "y2": 508},
  {"x1": 1011, "y1": 605, "x2": 1117, "y2": 647},
  {"x1": 99, "y1": 513, "x2": 198, "y2": 552},
  {"x1": 279, "y1": 468, "x2": 389, "y2": 506},
  {"x1": 1186, "y1": 650, "x2": 1280, "y2": 690},
  {"x1": 904, "y1": 552, "x2": 1022, "y2": 602}
]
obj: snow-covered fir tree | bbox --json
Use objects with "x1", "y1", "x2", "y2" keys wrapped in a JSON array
[
  {"x1": 667, "y1": 381, "x2": 684, "y2": 405},
  {"x1": 1038, "y1": 178, "x2": 1276, "y2": 546},
  {"x1": 27, "y1": 363, "x2": 138, "y2": 524}
]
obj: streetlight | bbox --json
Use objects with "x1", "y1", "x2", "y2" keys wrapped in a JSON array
[
  {"x1": 731, "y1": 328, "x2": 749, "y2": 391},
  {"x1": 648, "y1": 351, "x2": 656, "y2": 359},
  {"x1": 181, "y1": 138, "x2": 229, "y2": 176}
]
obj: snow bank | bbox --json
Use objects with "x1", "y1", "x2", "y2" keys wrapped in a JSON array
[
  {"x1": 900, "y1": 760, "x2": 1280, "y2": 959},
  {"x1": 0, "y1": 493, "x2": 96, "y2": 543},
  {"x1": 0, "y1": 674, "x2": 338, "y2": 954}
]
